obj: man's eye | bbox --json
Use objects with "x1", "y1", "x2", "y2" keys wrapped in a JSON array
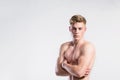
[
  {"x1": 79, "y1": 28, "x2": 82, "y2": 30},
  {"x1": 72, "y1": 28, "x2": 76, "y2": 30}
]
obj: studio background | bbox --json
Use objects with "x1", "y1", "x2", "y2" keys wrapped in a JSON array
[{"x1": 0, "y1": 0, "x2": 120, "y2": 80}]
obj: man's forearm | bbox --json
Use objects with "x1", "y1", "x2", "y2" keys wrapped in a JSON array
[
  {"x1": 56, "y1": 62, "x2": 70, "y2": 76},
  {"x1": 62, "y1": 62, "x2": 85, "y2": 78}
]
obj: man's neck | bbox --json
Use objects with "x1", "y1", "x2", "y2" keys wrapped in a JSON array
[{"x1": 73, "y1": 38, "x2": 85, "y2": 46}]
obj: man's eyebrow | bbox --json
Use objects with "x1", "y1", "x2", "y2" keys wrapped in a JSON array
[
  {"x1": 72, "y1": 26, "x2": 76, "y2": 28},
  {"x1": 72, "y1": 26, "x2": 82, "y2": 28}
]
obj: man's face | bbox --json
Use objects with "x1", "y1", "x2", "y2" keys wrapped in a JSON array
[{"x1": 69, "y1": 22, "x2": 86, "y2": 40}]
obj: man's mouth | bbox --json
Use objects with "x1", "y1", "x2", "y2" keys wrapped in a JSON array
[
  {"x1": 74, "y1": 34, "x2": 79, "y2": 36},
  {"x1": 74, "y1": 35, "x2": 79, "y2": 37}
]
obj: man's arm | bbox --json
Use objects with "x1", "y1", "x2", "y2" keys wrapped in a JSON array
[
  {"x1": 62, "y1": 43, "x2": 95, "y2": 78},
  {"x1": 55, "y1": 43, "x2": 70, "y2": 76}
]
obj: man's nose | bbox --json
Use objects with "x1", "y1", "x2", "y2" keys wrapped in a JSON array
[{"x1": 75, "y1": 29, "x2": 79, "y2": 33}]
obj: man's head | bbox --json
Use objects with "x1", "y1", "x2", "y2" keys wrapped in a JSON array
[{"x1": 69, "y1": 15, "x2": 87, "y2": 41}]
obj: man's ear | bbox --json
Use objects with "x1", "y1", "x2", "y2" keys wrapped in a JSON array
[
  {"x1": 84, "y1": 27, "x2": 87, "y2": 31},
  {"x1": 69, "y1": 26, "x2": 72, "y2": 32}
]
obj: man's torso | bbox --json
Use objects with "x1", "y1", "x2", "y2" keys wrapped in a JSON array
[{"x1": 63, "y1": 41, "x2": 89, "y2": 80}]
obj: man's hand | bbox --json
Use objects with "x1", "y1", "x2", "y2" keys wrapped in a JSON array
[
  {"x1": 85, "y1": 68, "x2": 91, "y2": 76},
  {"x1": 62, "y1": 60, "x2": 67, "y2": 68}
]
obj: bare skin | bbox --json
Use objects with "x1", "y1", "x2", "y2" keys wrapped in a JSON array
[{"x1": 55, "y1": 22, "x2": 96, "y2": 80}]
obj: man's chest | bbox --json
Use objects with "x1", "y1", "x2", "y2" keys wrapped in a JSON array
[{"x1": 64, "y1": 46, "x2": 82, "y2": 63}]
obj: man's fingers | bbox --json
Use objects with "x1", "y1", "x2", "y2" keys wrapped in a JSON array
[{"x1": 84, "y1": 69, "x2": 91, "y2": 76}]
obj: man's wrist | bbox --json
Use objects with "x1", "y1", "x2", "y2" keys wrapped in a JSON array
[{"x1": 62, "y1": 61, "x2": 68, "y2": 69}]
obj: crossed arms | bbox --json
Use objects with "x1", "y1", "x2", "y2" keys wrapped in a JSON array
[{"x1": 55, "y1": 43, "x2": 95, "y2": 78}]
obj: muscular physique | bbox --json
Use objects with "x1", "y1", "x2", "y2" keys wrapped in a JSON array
[
  {"x1": 56, "y1": 41, "x2": 95, "y2": 80},
  {"x1": 55, "y1": 16, "x2": 96, "y2": 80}
]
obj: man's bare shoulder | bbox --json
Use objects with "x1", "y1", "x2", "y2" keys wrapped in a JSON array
[
  {"x1": 61, "y1": 41, "x2": 72, "y2": 47},
  {"x1": 82, "y1": 41, "x2": 95, "y2": 53},
  {"x1": 60, "y1": 41, "x2": 72, "y2": 49},
  {"x1": 84, "y1": 41, "x2": 95, "y2": 47}
]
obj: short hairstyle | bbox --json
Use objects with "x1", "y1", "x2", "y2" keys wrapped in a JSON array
[{"x1": 69, "y1": 15, "x2": 86, "y2": 25}]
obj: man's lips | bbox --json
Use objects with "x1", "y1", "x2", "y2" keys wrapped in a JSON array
[
  {"x1": 73, "y1": 35, "x2": 80, "y2": 37},
  {"x1": 74, "y1": 34, "x2": 80, "y2": 36}
]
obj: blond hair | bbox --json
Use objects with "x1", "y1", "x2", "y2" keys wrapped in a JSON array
[{"x1": 69, "y1": 15, "x2": 86, "y2": 25}]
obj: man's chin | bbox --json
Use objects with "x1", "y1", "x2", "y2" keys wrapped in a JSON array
[{"x1": 73, "y1": 37, "x2": 80, "y2": 41}]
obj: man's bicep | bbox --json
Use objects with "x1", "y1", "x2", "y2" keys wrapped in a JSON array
[
  {"x1": 57, "y1": 43, "x2": 66, "y2": 63},
  {"x1": 78, "y1": 55, "x2": 92, "y2": 68},
  {"x1": 85, "y1": 44, "x2": 96, "y2": 70},
  {"x1": 87, "y1": 53, "x2": 95, "y2": 70},
  {"x1": 77, "y1": 44, "x2": 95, "y2": 75},
  {"x1": 56, "y1": 44, "x2": 65, "y2": 71},
  {"x1": 55, "y1": 43, "x2": 69, "y2": 76}
]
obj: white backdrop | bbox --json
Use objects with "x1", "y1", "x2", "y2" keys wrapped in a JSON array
[{"x1": 0, "y1": 0, "x2": 120, "y2": 80}]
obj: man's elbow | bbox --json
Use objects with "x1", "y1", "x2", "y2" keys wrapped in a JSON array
[
  {"x1": 55, "y1": 68, "x2": 60, "y2": 76},
  {"x1": 55, "y1": 71, "x2": 60, "y2": 76},
  {"x1": 55, "y1": 71, "x2": 68, "y2": 76},
  {"x1": 77, "y1": 74, "x2": 85, "y2": 79},
  {"x1": 76, "y1": 71, "x2": 83, "y2": 78},
  {"x1": 74, "y1": 68, "x2": 85, "y2": 78},
  {"x1": 55, "y1": 70, "x2": 61, "y2": 76},
  {"x1": 75, "y1": 68, "x2": 91, "y2": 79},
  {"x1": 55, "y1": 69, "x2": 63, "y2": 76},
  {"x1": 55, "y1": 69, "x2": 69, "y2": 76}
]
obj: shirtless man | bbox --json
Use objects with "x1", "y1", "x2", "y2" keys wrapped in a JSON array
[{"x1": 55, "y1": 14, "x2": 96, "y2": 80}]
